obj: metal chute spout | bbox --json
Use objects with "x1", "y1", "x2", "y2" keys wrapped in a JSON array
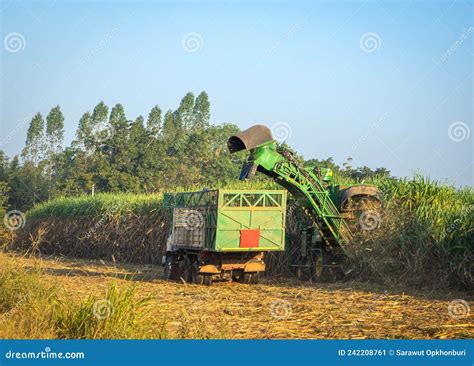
[
  {"x1": 239, "y1": 162, "x2": 258, "y2": 180},
  {"x1": 227, "y1": 124, "x2": 274, "y2": 153}
]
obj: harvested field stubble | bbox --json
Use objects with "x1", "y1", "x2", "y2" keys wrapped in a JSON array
[{"x1": 0, "y1": 252, "x2": 472, "y2": 339}]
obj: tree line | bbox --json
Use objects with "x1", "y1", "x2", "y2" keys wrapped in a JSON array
[{"x1": 0, "y1": 91, "x2": 391, "y2": 213}]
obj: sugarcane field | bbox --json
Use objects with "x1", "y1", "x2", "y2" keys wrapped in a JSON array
[{"x1": 1, "y1": 2, "x2": 473, "y2": 365}]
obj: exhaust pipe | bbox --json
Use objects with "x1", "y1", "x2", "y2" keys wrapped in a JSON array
[{"x1": 227, "y1": 125, "x2": 274, "y2": 153}]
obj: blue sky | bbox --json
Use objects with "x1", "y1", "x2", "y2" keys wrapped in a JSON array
[{"x1": 1, "y1": 0, "x2": 472, "y2": 186}]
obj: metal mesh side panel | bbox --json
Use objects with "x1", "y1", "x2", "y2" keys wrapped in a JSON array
[{"x1": 172, "y1": 208, "x2": 205, "y2": 249}]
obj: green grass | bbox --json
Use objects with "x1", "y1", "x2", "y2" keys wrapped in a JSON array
[
  {"x1": 0, "y1": 261, "x2": 154, "y2": 339},
  {"x1": 0, "y1": 261, "x2": 58, "y2": 339},
  {"x1": 54, "y1": 282, "x2": 153, "y2": 339}
]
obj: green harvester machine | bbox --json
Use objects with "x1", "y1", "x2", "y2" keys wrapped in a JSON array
[
  {"x1": 164, "y1": 124, "x2": 382, "y2": 285},
  {"x1": 227, "y1": 125, "x2": 382, "y2": 280},
  {"x1": 163, "y1": 189, "x2": 287, "y2": 284}
]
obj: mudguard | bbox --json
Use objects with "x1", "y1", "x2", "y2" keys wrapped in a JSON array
[{"x1": 339, "y1": 185, "x2": 383, "y2": 208}]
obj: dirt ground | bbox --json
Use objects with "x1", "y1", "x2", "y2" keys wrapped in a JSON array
[{"x1": 3, "y1": 252, "x2": 473, "y2": 339}]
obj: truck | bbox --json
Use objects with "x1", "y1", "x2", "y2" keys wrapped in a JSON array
[{"x1": 163, "y1": 189, "x2": 287, "y2": 285}]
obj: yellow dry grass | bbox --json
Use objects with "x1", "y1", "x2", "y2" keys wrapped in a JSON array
[{"x1": 0, "y1": 251, "x2": 472, "y2": 339}]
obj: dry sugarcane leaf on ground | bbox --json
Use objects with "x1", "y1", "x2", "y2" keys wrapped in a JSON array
[{"x1": 1, "y1": 251, "x2": 472, "y2": 339}]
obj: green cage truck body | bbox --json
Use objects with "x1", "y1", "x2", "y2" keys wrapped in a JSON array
[{"x1": 163, "y1": 189, "x2": 287, "y2": 285}]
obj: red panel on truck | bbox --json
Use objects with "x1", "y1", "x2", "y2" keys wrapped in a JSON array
[{"x1": 240, "y1": 229, "x2": 260, "y2": 248}]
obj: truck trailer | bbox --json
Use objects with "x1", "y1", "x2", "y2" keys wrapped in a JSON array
[{"x1": 163, "y1": 189, "x2": 287, "y2": 285}]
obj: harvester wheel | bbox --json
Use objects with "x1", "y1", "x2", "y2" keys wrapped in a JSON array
[
  {"x1": 312, "y1": 251, "x2": 345, "y2": 282},
  {"x1": 314, "y1": 253, "x2": 324, "y2": 279},
  {"x1": 294, "y1": 267, "x2": 304, "y2": 280},
  {"x1": 309, "y1": 250, "x2": 338, "y2": 282}
]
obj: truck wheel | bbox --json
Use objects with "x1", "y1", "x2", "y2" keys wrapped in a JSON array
[
  {"x1": 195, "y1": 273, "x2": 205, "y2": 285},
  {"x1": 191, "y1": 262, "x2": 205, "y2": 285},
  {"x1": 165, "y1": 253, "x2": 181, "y2": 281},
  {"x1": 232, "y1": 273, "x2": 244, "y2": 283},
  {"x1": 243, "y1": 272, "x2": 259, "y2": 284},
  {"x1": 184, "y1": 256, "x2": 193, "y2": 283},
  {"x1": 164, "y1": 255, "x2": 172, "y2": 280},
  {"x1": 203, "y1": 274, "x2": 212, "y2": 286}
]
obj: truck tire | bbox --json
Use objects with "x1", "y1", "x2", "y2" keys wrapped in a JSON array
[
  {"x1": 203, "y1": 274, "x2": 213, "y2": 286},
  {"x1": 165, "y1": 253, "x2": 182, "y2": 281},
  {"x1": 164, "y1": 253, "x2": 183, "y2": 281},
  {"x1": 195, "y1": 273, "x2": 205, "y2": 285},
  {"x1": 164, "y1": 255, "x2": 172, "y2": 280},
  {"x1": 243, "y1": 272, "x2": 259, "y2": 284},
  {"x1": 191, "y1": 262, "x2": 205, "y2": 285},
  {"x1": 184, "y1": 256, "x2": 194, "y2": 283}
]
